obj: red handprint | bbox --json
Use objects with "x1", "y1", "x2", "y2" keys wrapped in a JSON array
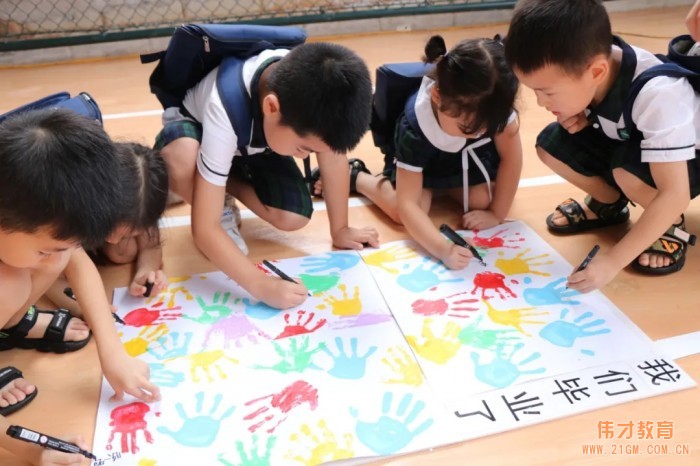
[
  {"x1": 243, "y1": 380, "x2": 319, "y2": 433},
  {"x1": 472, "y1": 229, "x2": 525, "y2": 249},
  {"x1": 106, "y1": 402, "x2": 154, "y2": 453},
  {"x1": 123, "y1": 306, "x2": 182, "y2": 327},
  {"x1": 471, "y1": 271, "x2": 517, "y2": 300},
  {"x1": 274, "y1": 310, "x2": 327, "y2": 339}
]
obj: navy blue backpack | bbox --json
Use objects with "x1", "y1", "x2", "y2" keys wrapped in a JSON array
[
  {"x1": 622, "y1": 34, "x2": 700, "y2": 138},
  {"x1": 141, "y1": 24, "x2": 306, "y2": 156},
  {"x1": 370, "y1": 61, "x2": 434, "y2": 174},
  {"x1": 0, "y1": 92, "x2": 102, "y2": 125}
]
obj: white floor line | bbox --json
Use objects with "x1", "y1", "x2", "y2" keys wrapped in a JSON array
[{"x1": 103, "y1": 109, "x2": 163, "y2": 120}]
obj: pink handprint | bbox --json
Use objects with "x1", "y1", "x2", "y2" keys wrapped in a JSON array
[
  {"x1": 205, "y1": 313, "x2": 270, "y2": 348},
  {"x1": 123, "y1": 306, "x2": 182, "y2": 327},
  {"x1": 411, "y1": 292, "x2": 479, "y2": 318},
  {"x1": 106, "y1": 402, "x2": 153, "y2": 454},
  {"x1": 243, "y1": 380, "x2": 319, "y2": 433},
  {"x1": 275, "y1": 310, "x2": 327, "y2": 339}
]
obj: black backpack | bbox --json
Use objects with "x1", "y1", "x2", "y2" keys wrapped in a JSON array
[{"x1": 369, "y1": 62, "x2": 434, "y2": 174}]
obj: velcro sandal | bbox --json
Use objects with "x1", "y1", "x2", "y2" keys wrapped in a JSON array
[
  {"x1": 632, "y1": 215, "x2": 697, "y2": 275},
  {"x1": 546, "y1": 194, "x2": 630, "y2": 234}
]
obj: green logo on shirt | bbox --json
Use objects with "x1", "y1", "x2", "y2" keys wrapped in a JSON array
[{"x1": 617, "y1": 128, "x2": 630, "y2": 140}]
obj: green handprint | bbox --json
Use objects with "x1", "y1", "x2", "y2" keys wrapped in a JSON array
[
  {"x1": 187, "y1": 292, "x2": 235, "y2": 324},
  {"x1": 255, "y1": 337, "x2": 325, "y2": 373}
]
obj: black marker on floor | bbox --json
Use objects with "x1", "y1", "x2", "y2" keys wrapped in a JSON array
[
  {"x1": 262, "y1": 260, "x2": 312, "y2": 296},
  {"x1": 6, "y1": 425, "x2": 96, "y2": 460},
  {"x1": 439, "y1": 224, "x2": 487, "y2": 266},
  {"x1": 63, "y1": 287, "x2": 125, "y2": 325}
]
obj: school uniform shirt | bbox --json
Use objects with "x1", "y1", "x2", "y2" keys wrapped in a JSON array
[
  {"x1": 182, "y1": 48, "x2": 289, "y2": 187},
  {"x1": 588, "y1": 37, "x2": 700, "y2": 164}
]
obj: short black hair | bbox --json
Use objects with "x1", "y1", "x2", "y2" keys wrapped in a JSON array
[
  {"x1": 424, "y1": 35, "x2": 519, "y2": 136},
  {"x1": 0, "y1": 108, "x2": 121, "y2": 249},
  {"x1": 114, "y1": 142, "x2": 168, "y2": 241},
  {"x1": 268, "y1": 42, "x2": 372, "y2": 154},
  {"x1": 505, "y1": 0, "x2": 613, "y2": 75}
]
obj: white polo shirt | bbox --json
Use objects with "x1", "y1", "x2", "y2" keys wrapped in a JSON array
[{"x1": 182, "y1": 48, "x2": 290, "y2": 186}]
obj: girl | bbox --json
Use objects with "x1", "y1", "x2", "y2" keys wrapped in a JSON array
[
  {"x1": 46, "y1": 142, "x2": 170, "y2": 314},
  {"x1": 354, "y1": 35, "x2": 523, "y2": 269}
]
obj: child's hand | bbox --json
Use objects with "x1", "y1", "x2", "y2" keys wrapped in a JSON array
[
  {"x1": 37, "y1": 434, "x2": 88, "y2": 465},
  {"x1": 557, "y1": 111, "x2": 590, "y2": 134},
  {"x1": 254, "y1": 275, "x2": 308, "y2": 309},
  {"x1": 566, "y1": 251, "x2": 617, "y2": 293},
  {"x1": 441, "y1": 244, "x2": 473, "y2": 270},
  {"x1": 462, "y1": 210, "x2": 501, "y2": 231},
  {"x1": 102, "y1": 353, "x2": 161, "y2": 403},
  {"x1": 130, "y1": 270, "x2": 168, "y2": 297},
  {"x1": 332, "y1": 226, "x2": 380, "y2": 250}
]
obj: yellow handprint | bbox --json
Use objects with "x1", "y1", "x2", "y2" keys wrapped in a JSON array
[
  {"x1": 123, "y1": 324, "x2": 169, "y2": 357},
  {"x1": 484, "y1": 300, "x2": 548, "y2": 336},
  {"x1": 406, "y1": 318, "x2": 462, "y2": 364},
  {"x1": 363, "y1": 245, "x2": 417, "y2": 274},
  {"x1": 316, "y1": 284, "x2": 362, "y2": 316},
  {"x1": 287, "y1": 420, "x2": 354, "y2": 464},
  {"x1": 147, "y1": 285, "x2": 194, "y2": 307},
  {"x1": 137, "y1": 460, "x2": 157, "y2": 466},
  {"x1": 495, "y1": 248, "x2": 554, "y2": 276},
  {"x1": 382, "y1": 346, "x2": 424, "y2": 386},
  {"x1": 182, "y1": 349, "x2": 239, "y2": 383}
]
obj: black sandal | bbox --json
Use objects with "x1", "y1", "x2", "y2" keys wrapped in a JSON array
[
  {"x1": 631, "y1": 215, "x2": 697, "y2": 275},
  {"x1": 0, "y1": 366, "x2": 38, "y2": 416},
  {"x1": 546, "y1": 194, "x2": 630, "y2": 234},
  {"x1": 0, "y1": 306, "x2": 91, "y2": 354},
  {"x1": 308, "y1": 158, "x2": 371, "y2": 198}
]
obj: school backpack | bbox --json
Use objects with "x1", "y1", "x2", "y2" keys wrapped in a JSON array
[
  {"x1": 370, "y1": 61, "x2": 434, "y2": 174},
  {"x1": 0, "y1": 91, "x2": 102, "y2": 125},
  {"x1": 140, "y1": 23, "x2": 307, "y2": 155},
  {"x1": 622, "y1": 34, "x2": 700, "y2": 139}
]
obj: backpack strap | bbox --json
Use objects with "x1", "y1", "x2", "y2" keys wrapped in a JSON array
[{"x1": 622, "y1": 63, "x2": 698, "y2": 138}]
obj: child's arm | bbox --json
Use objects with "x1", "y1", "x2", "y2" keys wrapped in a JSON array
[
  {"x1": 687, "y1": 0, "x2": 700, "y2": 40},
  {"x1": 462, "y1": 120, "x2": 523, "y2": 230},
  {"x1": 43, "y1": 276, "x2": 81, "y2": 315},
  {"x1": 191, "y1": 174, "x2": 308, "y2": 309},
  {"x1": 64, "y1": 249, "x2": 160, "y2": 402},
  {"x1": 0, "y1": 419, "x2": 87, "y2": 466},
  {"x1": 569, "y1": 161, "x2": 691, "y2": 292},
  {"x1": 316, "y1": 151, "x2": 380, "y2": 249},
  {"x1": 130, "y1": 232, "x2": 168, "y2": 297},
  {"x1": 396, "y1": 168, "x2": 473, "y2": 270}
]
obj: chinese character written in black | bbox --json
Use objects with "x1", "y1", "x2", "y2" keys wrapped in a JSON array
[
  {"x1": 637, "y1": 359, "x2": 681, "y2": 385},
  {"x1": 454, "y1": 400, "x2": 495, "y2": 421},
  {"x1": 501, "y1": 391, "x2": 543, "y2": 421},
  {"x1": 593, "y1": 370, "x2": 637, "y2": 396},
  {"x1": 552, "y1": 377, "x2": 591, "y2": 404}
]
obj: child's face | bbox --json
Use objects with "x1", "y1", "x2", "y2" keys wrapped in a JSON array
[
  {"x1": 106, "y1": 224, "x2": 139, "y2": 245},
  {"x1": 0, "y1": 226, "x2": 79, "y2": 269},
  {"x1": 262, "y1": 94, "x2": 333, "y2": 157},
  {"x1": 514, "y1": 63, "x2": 598, "y2": 121},
  {"x1": 436, "y1": 111, "x2": 485, "y2": 139}
]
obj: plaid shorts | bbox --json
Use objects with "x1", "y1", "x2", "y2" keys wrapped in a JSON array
[
  {"x1": 154, "y1": 118, "x2": 313, "y2": 218},
  {"x1": 536, "y1": 122, "x2": 700, "y2": 198}
]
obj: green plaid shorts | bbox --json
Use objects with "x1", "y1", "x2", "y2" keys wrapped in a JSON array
[
  {"x1": 537, "y1": 122, "x2": 700, "y2": 197},
  {"x1": 154, "y1": 118, "x2": 313, "y2": 218}
]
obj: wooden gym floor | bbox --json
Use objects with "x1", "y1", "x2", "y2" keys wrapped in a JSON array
[{"x1": 0, "y1": 5, "x2": 698, "y2": 465}]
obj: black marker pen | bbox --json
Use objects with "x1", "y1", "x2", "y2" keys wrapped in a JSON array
[
  {"x1": 6, "y1": 425, "x2": 96, "y2": 460},
  {"x1": 439, "y1": 224, "x2": 487, "y2": 266}
]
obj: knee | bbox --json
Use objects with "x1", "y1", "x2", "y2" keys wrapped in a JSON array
[
  {"x1": 612, "y1": 168, "x2": 643, "y2": 199},
  {"x1": 535, "y1": 145, "x2": 557, "y2": 166},
  {"x1": 468, "y1": 184, "x2": 492, "y2": 211},
  {"x1": 269, "y1": 211, "x2": 310, "y2": 231}
]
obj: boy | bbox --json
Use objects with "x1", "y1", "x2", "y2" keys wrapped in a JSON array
[
  {"x1": 505, "y1": 0, "x2": 700, "y2": 292},
  {"x1": 0, "y1": 109, "x2": 160, "y2": 465},
  {"x1": 156, "y1": 41, "x2": 379, "y2": 309}
]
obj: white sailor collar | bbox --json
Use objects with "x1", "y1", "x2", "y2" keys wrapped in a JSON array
[{"x1": 414, "y1": 76, "x2": 467, "y2": 153}]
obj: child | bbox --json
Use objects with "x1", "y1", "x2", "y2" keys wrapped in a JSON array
[
  {"x1": 505, "y1": 0, "x2": 700, "y2": 291},
  {"x1": 0, "y1": 108, "x2": 160, "y2": 465},
  {"x1": 343, "y1": 35, "x2": 522, "y2": 270},
  {"x1": 688, "y1": 0, "x2": 700, "y2": 41},
  {"x1": 45, "y1": 142, "x2": 170, "y2": 314},
  {"x1": 155, "y1": 42, "x2": 379, "y2": 309}
]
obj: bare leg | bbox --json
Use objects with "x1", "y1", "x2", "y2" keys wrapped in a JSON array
[
  {"x1": 227, "y1": 181, "x2": 309, "y2": 232},
  {"x1": 446, "y1": 183, "x2": 493, "y2": 211},
  {"x1": 160, "y1": 138, "x2": 198, "y2": 205}
]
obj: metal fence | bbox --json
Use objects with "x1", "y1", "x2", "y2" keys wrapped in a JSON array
[{"x1": 1, "y1": 0, "x2": 516, "y2": 51}]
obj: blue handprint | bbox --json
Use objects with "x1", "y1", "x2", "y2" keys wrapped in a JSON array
[
  {"x1": 300, "y1": 252, "x2": 361, "y2": 273},
  {"x1": 350, "y1": 392, "x2": 433, "y2": 455},
  {"x1": 217, "y1": 435, "x2": 277, "y2": 466},
  {"x1": 397, "y1": 257, "x2": 463, "y2": 292},
  {"x1": 540, "y1": 309, "x2": 611, "y2": 349},
  {"x1": 149, "y1": 362, "x2": 185, "y2": 388},
  {"x1": 240, "y1": 298, "x2": 278, "y2": 320},
  {"x1": 522, "y1": 277, "x2": 581, "y2": 306},
  {"x1": 322, "y1": 337, "x2": 378, "y2": 379},
  {"x1": 147, "y1": 331, "x2": 193, "y2": 360},
  {"x1": 471, "y1": 343, "x2": 546, "y2": 388},
  {"x1": 157, "y1": 392, "x2": 235, "y2": 447}
]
